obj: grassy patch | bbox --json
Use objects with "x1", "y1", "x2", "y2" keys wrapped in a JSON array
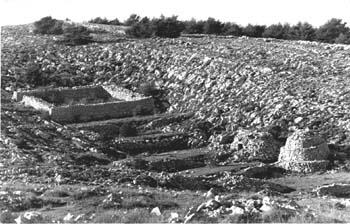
[{"x1": 93, "y1": 208, "x2": 166, "y2": 223}]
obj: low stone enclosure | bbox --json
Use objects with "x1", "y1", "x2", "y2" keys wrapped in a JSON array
[{"x1": 12, "y1": 85, "x2": 155, "y2": 123}]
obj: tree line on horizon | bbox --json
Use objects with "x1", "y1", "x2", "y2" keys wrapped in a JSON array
[
  {"x1": 33, "y1": 15, "x2": 350, "y2": 45},
  {"x1": 88, "y1": 14, "x2": 350, "y2": 44}
]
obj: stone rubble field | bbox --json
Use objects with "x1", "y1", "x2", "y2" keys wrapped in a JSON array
[{"x1": 1, "y1": 24, "x2": 350, "y2": 222}]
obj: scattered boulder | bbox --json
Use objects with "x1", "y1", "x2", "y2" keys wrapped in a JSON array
[
  {"x1": 15, "y1": 212, "x2": 43, "y2": 224},
  {"x1": 277, "y1": 129, "x2": 330, "y2": 173},
  {"x1": 184, "y1": 195, "x2": 303, "y2": 223},
  {"x1": 151, "y1": 207, "x2": 161, "y2": 216},
  {"x1": 217, "y1": 174, "x2": 295, "y2": 193}
]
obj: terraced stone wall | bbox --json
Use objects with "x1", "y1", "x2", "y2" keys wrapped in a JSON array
[
  {"x1": 51, "y1": 97, "x2": 154, "y2": 123},
  {"x1": 14, "y1": 86, "x2": 112, "y2": 105}
]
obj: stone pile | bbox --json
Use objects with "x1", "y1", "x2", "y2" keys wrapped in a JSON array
[
  {"x1": 210, "y1": 129, "x2": 282, "y2": 164},
  {"x1": 183, "y1": 193, "x2": 303, "y2": 223},
  {"x1": 277, "y1": 129, "x2": 330, "y2": 173}
]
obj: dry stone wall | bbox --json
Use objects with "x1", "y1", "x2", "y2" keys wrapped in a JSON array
[
  {"x1": 14, "y1": 85, "x2": 112, "y2": 104},
  {"x1": 277, "y1": 129, "x2": 330, "y2": 173},
  {"x1": 51, "y1": 97, "x2": 154, "y2": 123},
  {"x1": 14, "y1": 85, "x2": 155, "y2": 123}
]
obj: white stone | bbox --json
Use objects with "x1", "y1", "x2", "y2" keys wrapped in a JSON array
[
  {"x1": 23, "y1": 211, "x2": 42, "y2": 221},
  {"x1": 228, "y1": 205, "x2": 245, "y2": 215},
  {"x1": 63, "y1": 213, "x2": 74, "y2": 222},
  {"x1": 151, "y1": 207, "x2": 161, "y2": 216},
  {"x1": 168, "y1": 212, "x2": 179, "y2": 223},
  {"x1": 294, "y1": 117, "x2": 303, "y2": 124}
]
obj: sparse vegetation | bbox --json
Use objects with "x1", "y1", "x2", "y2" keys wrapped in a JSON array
[
  {"x1": 152, "y1": 16, "x2": 185, "y2": 38},
  {"x1": 126, "y1": 16, "x2": 154, "y2": 38},
  {"x1": 2, "y1": 13, "x2": 350, "y2": 224},
  {"x1": 316, "y1": 18, "x2": 350, "y2": 43},
  {"x1": 89, "y1": 17, "x2": 122, "y2": 25},
  {"x1": 23, "y1": 62, "x2": 45, "y2": 87},
  {"x1": 33, "y1": 16, "x2": 63, "y2": 35},
  {"x1": 119, "y1": 123, "x2": 138, "y2": 137},
  {"x1": 61, "y1": 25, "x2": 94, "y2": 45},
  {"x1": 139, "y1": 82, "x2": 169, "y2": 113}
]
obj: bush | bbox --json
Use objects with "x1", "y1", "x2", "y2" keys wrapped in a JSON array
[
  {"x1": 203, "y1": 17, "x2": 224, "y2": 34},
  {"x1": 139, "y1": 82, "x2": 158, "y2": 96},
  {"x1": 62, "y1": 25, "x2": 94, "y2": 45},
  {"x1": 262, "y1": 23, "x2": 290, "y2": 39},
  {"x1": 287, "y1": 22, "x2": 316, "y2": 41},
  {"x1": 126, "y1": 17, "x2": 153, "y2": 38},
  {"x1": 152, "y1": 16, "x2": 185, "y2": 38},
  {"x1": 89, "y1": 17, "x2": 121, "y2": 25},
  {"x1": 316, "y1": 18, "x2": 349, "y2": 43},
  {"x1": 33, "y1": 16, "x2": 63, "y2": 35},
  {"x1": 335, "y1": 32, "x2": 350, "y2": 44},
  {"x1": 139, "y1": 82, "x2": 169, "y2": 113},
  {"x1": 24, "y1": 62, "x2": 46, "y2": 86},
  {"x1": 119, "y1": 123, "x2": 138, "y2": 137},
  {"x1": 124, "y1": 14, "x2": 141, "y2": 26},
  {"x1": 243, "y1": 24, "x2": 266, "y2": 37},
  {"x1": 183, "y1": 19, "x2": 205, "y2": 34},
  {"x1": 110, "y1": 18, "x2": 121, "y2": 25},
  {"x1": 222, "y1": 22, "x2": 242, "y2": 36},
  {"x1": 88, "y1": 17, "x2": 110, "y2": 25}
]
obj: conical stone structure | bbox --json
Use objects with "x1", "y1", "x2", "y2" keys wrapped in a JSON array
[{"x1": 278, "y1": 129, "x2": 330, "y2": 173}]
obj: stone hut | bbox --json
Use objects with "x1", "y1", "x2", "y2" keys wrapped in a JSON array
[{"x1": 277, "y1": 129, "x2": 330, "y2": 173}]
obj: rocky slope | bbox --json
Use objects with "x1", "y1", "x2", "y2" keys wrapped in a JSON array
[
  {"x1": 1, "y1": 24, "x2": 350, "y2": 223},
  {"x1": 2, "y1": 25, "x2": 350, "y2": 144}
]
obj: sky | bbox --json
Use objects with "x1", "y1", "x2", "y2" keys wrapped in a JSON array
[{"x1": 1, "y1": 0, "x2": 350, "y2": 27}]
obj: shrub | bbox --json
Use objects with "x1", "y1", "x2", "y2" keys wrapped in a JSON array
[
  {"x1": 24, "y1": 62, "x2": 46, "y2": 86},
  {"x1": 316, "y1": 18, "x2": 349, "y2": 43},
  {"x1": 124, "y1": 14, "x2": 141, "y2": 26},
  {"x1": 203, "y1": 17, "x2": 224, "y2": 34},
  {"x1": 33, "y1": 16, "x2": 63, "y2": 35},
  {"x1": 139, "y1": 82, "x2": 158, "y2": 96},
  {"x1": 126, "y1": 17, "x2": 153, "y2": 38},
  {"x1": 88, "y1": 17, "x2": 110, "y2": 25},
  {"x1": 110, "y1": 18, "x2": 121, "y2": 25},
  {"x1": 183, "y1": 19, "x2": 205, "y2": 34},
  {"x1": 243, "y1": 24, "x2": 266, "y2": 37},
  {"x1": 262, "y1": 23, "x2": 290, "y2": 39},
  {"x1": 152, "y1": 15, "x2": 185, "y2": 38},
  {"x1": 288, "y1": 22, "x2": 316, "y2": 41},
  {"x1": 62, "y1": 25, "x2": 94, "y2": 45},
  {"x1": 335, "y1": 32, "x2": 350, "y2": 44},
  {"x1": 139, "y1": 82, "x2": 169, "y2": 113},
  {"x1": 222, "y1": 22, "x2": 242, "y2": 36},
  {"x1": 88, "y1": 17, "x2": 121, "y2": 25},
  {"x1": 119, "y1": 123, "x2": 138, "y2": 137}
]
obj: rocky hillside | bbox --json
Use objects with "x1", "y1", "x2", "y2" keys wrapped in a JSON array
[
  {"x1": 1, "y1": 24, "x2": 350, "y2": 223},
  {"x1": 2, "y1": 25, "x2": 350, "y2": 144}
]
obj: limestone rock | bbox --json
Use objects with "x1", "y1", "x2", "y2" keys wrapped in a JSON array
[{"x1": 230, "y1": 130, "x2": 282, "y2": 163}]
